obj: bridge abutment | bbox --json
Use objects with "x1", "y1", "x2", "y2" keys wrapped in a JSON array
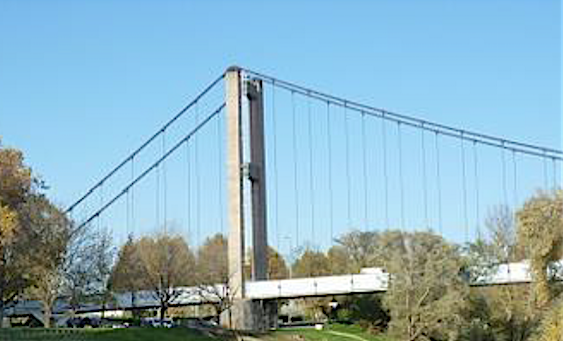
[{"x1": 221, "y1": 299, "x2": 277, "y2": 331}]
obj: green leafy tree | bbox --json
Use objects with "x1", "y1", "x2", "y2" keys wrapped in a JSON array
[
  {"x1": 336, "y1": 230, "x2": 381, "y2": 272},
  {"x1": 327, "y1": 245, "x2": 352, "y2": 275},
  {"x1": 517, "y1": 190, "x2": 563, "y2": 309},
  {"x1": 110, "y1": 234, "x2": 146, "y2": 317},
  {"x1": 196, "y1": 233, "x2": 228, "y2": 284},
  {"x1": 243, "y1": 246, "x2": 289, "y2": 280},
  {"x1": 21, "y1": 194, "x2": 71, "y2": 327},
  {"x1": 137, "y1": 231, "x2": 196, "y2": 319},
  {"x1": 292, "y1": 249, "x2": 331, "y2": 278},
  {"x1": 534, "y1": 299, "x2": 563, "y2": 341},
  {"x1": 381, "y1": 230, "x2": 469, "y2": 341},
  {"x1": 465, "y1": 205, "x2": 536, "y2": 341},
  {"x1": 267, "y1": 247, "x2": 289, "y2": 280}
]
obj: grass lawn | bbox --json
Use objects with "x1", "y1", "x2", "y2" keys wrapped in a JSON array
[
  {"x1": 0, "y1": 323, "x2": 389, "y2": 341},
  {"x1": 0, "y1": 327, "x2": 217, "y2": 341},
  {"x1": 273, "y1": 324, "x2": 389, "y2": 341}
]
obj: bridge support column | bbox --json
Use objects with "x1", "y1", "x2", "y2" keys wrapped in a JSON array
[
  {"x1": 223, "y1": 66, "x2": 274, "y2": 331},
  {"x1": 221, "y1": 299, "x2": 278, "y2": 331}
]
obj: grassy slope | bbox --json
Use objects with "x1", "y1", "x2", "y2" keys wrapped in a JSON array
[
  {"x1": 274, "y1": 324, "x2": 389, "y2": 341},
  {"x1": 0, "y1": 323, "x2": 389, "y2": 341},
  {"x1": 0, "y1": 327, "x2": 216, "y2": 341}
]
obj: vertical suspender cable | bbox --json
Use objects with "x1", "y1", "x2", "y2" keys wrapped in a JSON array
[
  {"x1": 162, "y1": 130, "x2": 167, "y2": 232},
  {"x1": 272, "y1": 82, "x2": 280, "y2": 252},
  {"x1": 126, "y1": 187, "x2": 130, "y2": 238},
  {"x1": 186, "y1": 142, "x2": 192, "y2": 243},
  {"x1": 344, "y1": 103, "x2": 352, "y2": 228},
  {"x1": 552, "y1": 158, "x2": 557, "y2": 190},
  {"x1": 397, "y1": 122, "x2": 405, "y2": 230},
  {"x1": 131, "y1": 157, "x2": 135, "y2": 236},
  {"x1": 99, "y1": 183, "x2": 104, "y2": 233},
  {"x1": 307, "y1": 94, "x2": 316, "y2": 242},
  {"x1": 291, "y1": 91, "x2": 300, "y2": 247},
  {"x1": 543, "y1": 153, "x2": 549, "y2": 190},
  {"x1": 460, "y1": 136, "x2": 469, "y2": 243},
  {"x1": 326, "y1": 102, "x2": 335, "y2": 246},
  {"x1": 473, "y1": 142, "x2": 481, "y2": 238},
  {"x1": 156, "y1": 160, "x2": 160, "y2": 230},
  {"x1": 421, "y1": 127, "x2": 429, "y2": 229},
  {"x1": 501, "y1": 145, "x2": 508, "y2": 209},
  {"x1": 381, "y1": 117, "x2": 390, "y2": 229},
  {"x1": 195, "y1": 101, "x2": 201, "y2": 246},
  {"x1": 361, "y1": 111, "x2": 369, "y2": 230},
  {"x1": 512, "y1": 151, "x2": 518, "y2": 209},
  {"x1": 435, "y1": 132, "x2": 443, "y2": 234}
]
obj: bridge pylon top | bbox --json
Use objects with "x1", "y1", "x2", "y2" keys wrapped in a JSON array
[{"x1": 226, "y1": 65, "x2": 242, "y2": 73}]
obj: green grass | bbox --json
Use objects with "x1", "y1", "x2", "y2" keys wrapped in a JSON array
[
  {"x1": 0, "y1": 323, "x2": 390, "y2": 341},
  {"x1": 0, "y1": 327, "x2": 217, "y2": 341},
  {"x1": 274, "y1": 324, "x2": 389, "y2": 341}
]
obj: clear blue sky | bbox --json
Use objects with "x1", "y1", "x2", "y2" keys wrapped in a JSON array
[{"x1": 0, "y1": 0, "x2": 561, "y2": 253}]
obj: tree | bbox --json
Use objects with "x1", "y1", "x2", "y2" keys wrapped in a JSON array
[
  {"x1": 534, "y1": 299, "x2": 563, "y2": 341},
  {"x1": 137, "y1": 232, "x2": 195, "y2": 319},
  {"x1": 381, "y1": 230, "x2": 469, "y2": 341},
  {"x1": 465, "y1": 205, "x2": 536, "y2": 341},
  {"x1": 109, "y1": 234, "x2": 145, "y2": 312},
  {"x1": 63, "y1": 224, "x2": 114, "y2": 314},
  {"x1": 196, "y1": 233, "x2": 228, "y2": 284},
  {"x1": 0, "y1": 143, "x2": 34, "y2": 325},
  {"x1": 21, "y1": 194, "x2": 71, "y2": 328},
  {"x1": 327, "y1": 245, "x2": 352, "y2": 275},
  {"x1": 268, "y1": 247, "x2": 289, "y2": 280},
  {"x1": 194, "y1": 233, "x2": 233, "y2": 319},
  {"x1": 243, "y1": 246, "x2": 289, "y2": 280},
  {"x1": 292, "y1": 249, "x2": 331, "y2": 278},
  {"x1": 336, "y1": 230, "x2": 381, "y2": 272},
  {"x1": 90, "y1": 227, "x2": 115, "y2": 316},
  {"x1": 517, "y1": 190, "x2": 563, "y2": 309}
]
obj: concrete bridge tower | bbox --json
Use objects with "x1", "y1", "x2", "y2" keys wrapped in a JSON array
[{"x1": 223, "y1": 66, "x2": 276, "y2": 330}]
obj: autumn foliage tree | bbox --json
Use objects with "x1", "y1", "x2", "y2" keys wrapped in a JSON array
[
  {"x1": 0, "y1": 143, "x2": 33, "y2": 324},
  {"x1": 517, "y1": 190, "x2": 563, "y2": 309},
  {"x1": 21, "y1": 194, "x2": 71, "y2": 327},
  {"x1": 292, "y1": 249, "x2": 331, "y2": 278},
  {"x1": 0, "y1": 140, "x2": 73, "y2": 327},
  {"x1": 111, "y1": 231, "x2": 195, "y2": 319},
  {"x1": 381, "y1": 230, "x2": 469, "y2": 341}
]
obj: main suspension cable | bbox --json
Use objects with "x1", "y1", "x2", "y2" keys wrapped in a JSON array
[
  {"x1": 244, "y1": 68, "x2": 562, "y2": 159},
  {"x1": 66, "y1": 73, "x2": 225, "y2": 214},
  {"x1": 75, "y1": 104, "x2": 225, "y2": 231}
]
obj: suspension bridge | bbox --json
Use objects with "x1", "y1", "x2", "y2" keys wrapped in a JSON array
[{"x1": 10, "y1": 66, "x2": 563, "y2": 328}]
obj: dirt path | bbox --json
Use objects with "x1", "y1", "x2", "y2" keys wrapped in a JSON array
[{"x1": 326, "y1": 330, "x2": 369, "y2": 341}]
